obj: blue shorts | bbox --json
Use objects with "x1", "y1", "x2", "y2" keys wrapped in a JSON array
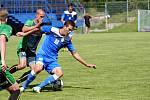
[{"x1": 36, "y1": 54, "x2": 60, "y2": 73}]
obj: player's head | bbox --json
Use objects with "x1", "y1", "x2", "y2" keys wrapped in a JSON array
[
  {"x1": 61, "y1": 20, "x2": 75, "y2": 36},
  {"x1": 68, "y1": 3, "x2": 74, "y2": 13},
  {"x1": 0, "y1": 9, "x2": 8, "y2": 23},
  {"x1": 36, "y1": 9, "x2": 45, "y2": 19}
]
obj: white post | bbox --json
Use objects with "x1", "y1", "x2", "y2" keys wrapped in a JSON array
[
  {"x1": 127, "y1": 0, "x2": 128, "y2": 22},
  {"x1": 148, "y1": 0, "x2": 149, "y2": 10},
  {"x1": 105, "y1": 0, "x2": 108, "y2": 31},
  {"x1": 138, "y1": 10, "x2": 140, "y2": 32}
]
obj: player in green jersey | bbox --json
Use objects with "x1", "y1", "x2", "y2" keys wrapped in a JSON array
[
  {"x1": 9, "y1": 9, "x2": 45, "y2": 83},
  {"x1": 0, "y1": 8, "x2": 20, "y2": 100}
]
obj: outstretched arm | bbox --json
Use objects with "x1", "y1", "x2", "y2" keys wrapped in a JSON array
[
  {"x1": 22, "y1": 18, "x2": 43, "y2": 32},
  {"x1": 71, "y1": 51, "x2": 96, "y2": 69},
  {"x1": 17, "y1": 28, "x2": 39, "y2": 37}
]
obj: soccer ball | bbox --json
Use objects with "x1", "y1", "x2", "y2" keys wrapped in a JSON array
[
  {"x1": 105, "y1": 14, "x2": 110, "y2": 19},
  {"x1": 51, "y1": 79, "x2": 63, "y2": 91}
]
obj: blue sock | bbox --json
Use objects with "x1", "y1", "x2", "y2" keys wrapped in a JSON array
[
  {"x1": 37, "y1": 75, "x2": 57, "y2": 88},
  {"x1": 22, "y1": 71, "x2": 36, "y2": 89}
]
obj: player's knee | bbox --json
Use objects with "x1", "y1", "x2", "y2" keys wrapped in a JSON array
[
  {"x1": 33, "y1": 66, "x2": 42, "y2": 74},
  {"x1": 7, "y1": 83, "x2": 20, "y2": 92},
  {"x1": 18, "y1": 63, "x2": 26, "y2": 69},
  {"x1": 56, "y1": 71, "x2": 64, "y2": 78}
]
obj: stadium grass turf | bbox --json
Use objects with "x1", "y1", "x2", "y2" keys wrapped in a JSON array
[{"x1": 1, "y1": 32, "x2": 150, "y2": 100}]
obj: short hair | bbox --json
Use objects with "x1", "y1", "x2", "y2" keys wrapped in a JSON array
[
  {"x1": 36, "y1": 9, "x2": 45, "y2": 15},
  {"x1": 68, "y1": 3, "x2": 74, "y2": 7},
  {"x1": 64, "y1": 20, "x2": 75, "y2": 28},
  {"x1": 0, "y1": 9, "x2": 8, "y2": 21}
]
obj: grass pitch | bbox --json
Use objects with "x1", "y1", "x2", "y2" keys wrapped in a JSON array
[{"x1": 1, "y1": 32, "x2": 150, "y2": 100}]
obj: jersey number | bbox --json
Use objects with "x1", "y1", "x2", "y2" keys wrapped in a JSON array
[{"x1": 54, "y1": 39, "x2": 59, "y2": 45}]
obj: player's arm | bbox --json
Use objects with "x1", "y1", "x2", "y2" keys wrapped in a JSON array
[
  {"x1": 22, "y1": 24, "x2": 40, "y2": 33},
  {"x1": 61, "y1": 12, "x2": 65, "y2": 24},
  {"x1": 0, "y1": 35, "x2": 7, "y2": 71},
  {"x1": 67, "y1": 42, "x2": 96, "y2": 69},
  {"x1": 74, "y1": 13, "x2": 77, "y2": 23},
  {"x1": 17, "y1": 28, "x2": 39, "y2": 37},
  {"x1": 22, "y1": 19, "x2": 42, "y2": 32},
  {"x1": 71, "y1": 51, "x2": 96, "y2": 69}
]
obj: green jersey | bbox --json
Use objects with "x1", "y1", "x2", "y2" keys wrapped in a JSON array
[
  {"x1": 0, "y1": 23, "x2": 16, "y2": 85},
  {"x1": 0, "y1": 23, "x2": 12, "y2": 66},
  {"x1": 17, "y1": 20, "x2": 42, "y2": 53},
  {"x1": 0, "y1": 23, "x2": 12, "y2": 41}
]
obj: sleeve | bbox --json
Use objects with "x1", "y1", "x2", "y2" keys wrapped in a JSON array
[
  {"x1": 0, "y1": 26, "x2": 12, "y2": 41},
  {"x1": 61, "y1": 12, "x2": 65, "y2": 20},
  {"x1": 41, "y1": 25, "x2": 52, "y2": 34},
  {"x1": 24, "y1": 20, "x2": 33, "y2": 26},
  {"x1": 67, "y1": 41, "x2": 76, "y2": 52}
]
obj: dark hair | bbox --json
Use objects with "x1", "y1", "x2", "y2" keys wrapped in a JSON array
[
  {"x1": 64, "y1": 20, "x2": 75, "y2": 28},
  {"x1": 68, "y1": 3, "x2": 74, "y2": 7},
  {"x1": 0, "y1": 9, "x2": 8, "y2": 21}
]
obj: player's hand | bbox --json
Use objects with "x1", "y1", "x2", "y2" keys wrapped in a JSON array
[
  {"x1": 17, "y1": 32, "x2": 24, "y2": 37},
  {"x1": 36, "y1": 18, "x2": 43, "y2": 27},
  {"x1": 2, "y1": 64, "x2": 7, "y2": 72},
  {"x1": 86, "y1": 64, "x2": 96, "y2": 69}
]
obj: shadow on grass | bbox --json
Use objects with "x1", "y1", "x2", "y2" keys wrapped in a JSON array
[{"x1": 24, "y1": 84, "x2": 92, "y2": 93}]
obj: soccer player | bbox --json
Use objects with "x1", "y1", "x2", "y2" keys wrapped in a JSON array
[
  {"x1": 0, "y1": 9, "x2": 20, "y2": 100},
  {"x1": 61, "y1": 3, "x2": 77, "y2": 31},
  {"x1": 20, "y1": 20, "x2": 96, "y2": 93},
  {"x1": 9, "y1": 9, "x2": 45, "y2": 83},
  {"x1": 61, "y1": 3, "x2": 77, "y2": 51},
  {"x1": 61, "y1": 3, "x2": 77, "y2": 24},
  {"x1": 84, "y1": 13, "x2": 92, "y2": 34}
]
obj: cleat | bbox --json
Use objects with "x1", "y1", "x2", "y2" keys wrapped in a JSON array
[
  {"x1": 20, "y1": 87, "x2": 25, "y2": 92},
  {"x1": 33, "y1": 87, "x2": 41, "y2": 93}
]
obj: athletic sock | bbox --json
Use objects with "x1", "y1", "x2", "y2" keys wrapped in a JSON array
[
  {"x1": 9, "y1": 64, "x2": 18, "y2": 74},
  {"x1": 22, "y1": 70, "x2": 36, "y2": 89},
  {"x1": 37, "y1": 74, "x2": 58, "y2": 88},
  {"x1": 8, "y1": 90, "x2": 20, "y2": 100},
  {"x1": 16, "y1": 70, "x2": 31, "y2": 83}
]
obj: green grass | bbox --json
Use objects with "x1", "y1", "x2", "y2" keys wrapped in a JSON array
[
  {"x1": 1, "y1": 32, "x2": 150, "y2": 100},
  {"x1": 108, "y1": 20, "x2": 138, "y2": 33}
]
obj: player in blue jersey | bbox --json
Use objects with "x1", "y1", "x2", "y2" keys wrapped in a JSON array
[
  {"x1": 61, "y1": 3, "x2": 77, "y2": 51},
  {"x1": 61, "y1": 3, "x2": 77, "y2": 24},
  {"x1": 20, "y1": 20, "x2": 96, "y2": 93}
]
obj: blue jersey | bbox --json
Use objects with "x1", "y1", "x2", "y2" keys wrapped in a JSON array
[
  {"x1": 38, "y1": 26, "x2": 76, "y2": 60},
  {"x1": 61, "y1": 10, "x2": 77, "y2": 22}
]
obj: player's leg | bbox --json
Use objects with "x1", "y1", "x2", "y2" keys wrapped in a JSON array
[
  {"x1": 33, "y1": 61, "x2": 63, "y2": 93},
  {"x1": 20, "y1": 60, "x2": 43, "y2": 91},
  {"x1": 16, "y1": 56, "x2": 36, "y2": 83},
  {"x1": 0, "y1": 70, "x2": 21, "y2": 100},
  {"x1": 9, "y1": 51, "x2": 27, "y2": 73},
  {"x1": 16, "y1": 70, "x2": 31, "y2": 83},
  {"x1": 7, "y1": 83, "x2": 20, "y2": 100},
  {"x1": 87, "y1": 23, "x2": 90, "y2": 34}
]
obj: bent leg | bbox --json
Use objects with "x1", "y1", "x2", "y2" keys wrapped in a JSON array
[
  {"x1": 21, "y1": 61, "x2": 43, "y2": 89},
  {"x1": 7, "y1": 83, "x2": 20, "y2": 100},
  {"x1": 37, "y1": 67, "x2": 63, "y2": 89},
  {"x1": 9, "y1": 51, "x2": 27, "y2": 73}
]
